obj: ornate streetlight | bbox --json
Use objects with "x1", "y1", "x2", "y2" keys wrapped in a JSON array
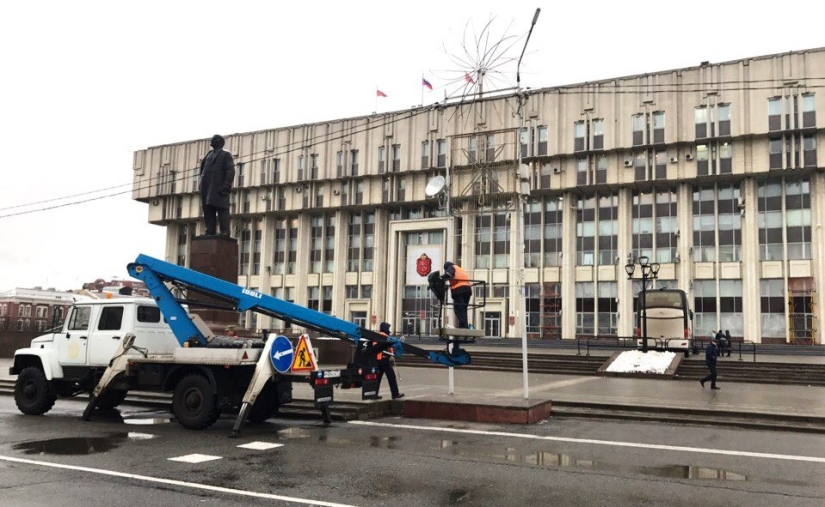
[{"x1": 625, "y1": 255, "x2": 660, "y2": 353}]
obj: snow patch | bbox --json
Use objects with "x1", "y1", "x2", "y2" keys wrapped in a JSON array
[{"x1": 605, "y1": 350, "x2": 676, "y2": 374}]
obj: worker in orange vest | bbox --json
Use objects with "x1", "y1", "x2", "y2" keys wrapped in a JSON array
[
  {"x1": 376, "y1": 322, "x2": 403, "y2": 400},
  {"x1": 442, "y1": 262, "x2": 473, "y2": 329}
]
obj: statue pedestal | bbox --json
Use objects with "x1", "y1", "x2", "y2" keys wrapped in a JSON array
[{"x1": 188, "y1": 235, "x2": 239, "y2": 330}]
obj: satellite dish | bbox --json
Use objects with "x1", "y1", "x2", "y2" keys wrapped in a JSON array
[{"x1": 425, "y1": 175, "x2": 446, "y2": 197}]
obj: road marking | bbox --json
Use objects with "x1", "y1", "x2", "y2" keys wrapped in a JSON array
[
  {"x1": 0, "y1": 455, "x2": 359, "y2": 507},
  {"x1": 350, "y1": 421, "x2": 825, "y2": 464},
  {"x1": 237, "y1": 441, "x2": 283, "y2": 450},
  {"x1": 168, "y1": 453, "x2": 222, "y2": 463}
]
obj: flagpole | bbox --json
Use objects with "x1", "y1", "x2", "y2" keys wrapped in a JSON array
[
  {"x1": 421, "y1": 74, "x2": 424, "y2": 106},
  {"x1": 375, "y1": 84, "x2": 378, "y2": 113}
]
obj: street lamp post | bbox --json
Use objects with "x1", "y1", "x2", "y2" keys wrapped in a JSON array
[
  {"x1": 514, "y1": 7, "x2": 541, "y2": 400},
  {"x1": 624, "y1": 255, "x2": 660, "y2": 353}
]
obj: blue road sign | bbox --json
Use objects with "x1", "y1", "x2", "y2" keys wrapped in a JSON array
[{"x1": 270, "y1": 335, "x2": 294, "y2": 373}]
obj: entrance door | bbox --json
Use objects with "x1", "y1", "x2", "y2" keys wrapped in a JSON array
[{"x1": 482, "y1": 312, "x2": 501, "y2": 338}]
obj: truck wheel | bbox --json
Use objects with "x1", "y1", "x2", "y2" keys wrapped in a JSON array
[
  {"x1": 172, "y1": 374, "x2": 219, "y2": 430},
  {"x1": 247, "y1": 381, "x2": 280, "y2": 423},
  {"x1": 96, "y1": 389, "x2": 128, "y2": 410},
  {"x1": 15, "y1": 366, "x2": 57, "y2": 415}
]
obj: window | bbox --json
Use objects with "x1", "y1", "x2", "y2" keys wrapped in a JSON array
[
  {"x1": 524, "y1": 202, "x2": 542, "y2": 268},
  {"x1": 693, "y1": 280, "x2": 717, "y2": 338},
  {"x1": 377, "y1": 146, "x2": 386, "y2": 173},
  {"x1": 486, "y1": 134, "x2": 495, "y2": 162},
  {"x1": 760, "y1": 279, "x2": 785, "y2": 338},
  {"x1": 758, "y1": 179, "x2": 811, "y2": 261},
  {"x1": 259, "y1": 159, "x2": 268, "y2": 186},
  {"x1": 345, "y1": 285, "x2": 358, "y2": 299},
  {"x1": 310, "y1": 154, "x2": 319, "y2": 179},
  {"x1": 307, "y1": 286, "x2": 320, "y2": 311},
  {"x1": 68, "y1": 307, "x2": 91, "y2": 331},
  {"x1": 297, "y1": 155, "x2": 305, "y2": 180},
  {"x1": 597, "y1": 195, "x2": 618, "y2": 266},
  {"x1": 634, "y1": 152, "x2": 647, "y2": 181},
  {"x1": 421, "y1": 140, "x2": 430, "y2": 168},
  {"x1": 544, "y1": 199, "x2": 562, "y2": 266},
  {"x1": 350, "y1": 149, "x2": 359, "y2": 176},
  {"x1": 576, "y1": 157, "x2": 587, "y2": 186},
  {"x1": 537, "y1": 126, "x2": 548, "y2": 156},
  {"x1": 468, "y1": 136, "x2": 477, "y2": 164},
  {"x1": 391, "y1": 144, "x2": 401, "y2": 171},
  {"x1": 322, "y1": 286, "x2": 333, "y2": 314},
  {"x1": 592, "y1": 119, "x2": 604, "y2": 150},
  {"x1": 474, "y1": 212, "x2": 509, "y2": 269},
  {"x1": 336, "y1": 151, "x2": 344, "y2": 178},
  {"x1": 597, "y1": 282, "x2": 618, "y2": 335},
  {"x1": 576, "y1": 196, "x2": 596, "y2": 266},
  {"x1": 803, "y1": 134, "x2": 817, "y2": 167},
  {"x1": 520, "y1": 127, "x2": 530, "y2": 158},
  {"x1": 98, "y1": 306, "x2": 124, "y2": 331},
  {"x1": 785, "y1": 180, "x2": 812, "y2": 260},
  {"x1": 575, "y1": 282, "x2": 595, "y2": 335},
  {"x1": 695, "y1": 106, "x2": 708, "y2": 139},
  {"x1": 324, "y1": 214, "x2": 336, "y2": 272},
  {"x1": 395, "y1": 176, "x2": 406, "y2": 201},
  {"x1": 310, "y1": 215, "x2": 323, "y2": 273},
  {"x1": 236, "y1": 163, "x2": 245, "y2": 187},
  {"x1": 802, "y1": 93, "x2": 816, "y2": 128},
  {"x1": 252, "y1": 229, "x2": 262, "y2": 275},
  {"x1": 272, "y1": 158, "x2": 281, "y2": 183},
  {"x1": 719, "y1": 280, "x2": 743, "y2": 337},
  {"x1": 632, "y1": 114, "x2": 645, "y2": 145},
  {"x1": 436, "y1": 139, "x2": 447, "y2": 167},
  {"x1": 574, "y1": 121, "x2": 586, "y2": 152},
  {"x1": 633, "y1": 189, "x2": 677, "y2": 263},
  {"x1": 240, "y1": 228, "x2": 251, "y2": 275},
  {"x1": 652, "y1": 112, "x2": 665, "y2": 144},
  {"x1": 273, "y1": 220, "x2": 287, "y2": 275},
  {"x1": 137, "y1": 306, "x2": 160, "y2": 323},
  {"x1": 347, "y1": 213, "x2": 362, "y2": 272},
  {"x1": 768, "y1": 97, "x2": 782, "y2": 131},
  {"x1": 718, "y1": 103, "x2": 731, "y2": 136},
  {"x1": 769, "y1": 137, "x2": 783, "y2": 170}
]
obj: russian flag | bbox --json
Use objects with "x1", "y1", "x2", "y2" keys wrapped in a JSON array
[
  {"x1": 376, "y1": 90, "x2": 387, "y2": 97},
  {"x1": 465, "y1": 72, "x2": 475, "y2": 84},
  {"x1": 422, "y1": 77, "x2": 433, "y2": 91}
]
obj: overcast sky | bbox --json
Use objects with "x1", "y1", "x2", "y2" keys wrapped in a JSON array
[{"x1": 1, "y1": 0, "x2": 822, "y2": 291}]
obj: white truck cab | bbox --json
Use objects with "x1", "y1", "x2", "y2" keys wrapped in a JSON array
[{"x1": 11, "y1": 298, "x2": 179, "y2": 414}]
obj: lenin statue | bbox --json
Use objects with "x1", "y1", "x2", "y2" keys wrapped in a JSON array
[{"x1": 199, "y1": 134, "x2": 235, "y2": 236}]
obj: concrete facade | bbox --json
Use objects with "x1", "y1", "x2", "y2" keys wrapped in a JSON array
[{"x1": 132, "y1": 48, "x2": 825, "y2": 344}]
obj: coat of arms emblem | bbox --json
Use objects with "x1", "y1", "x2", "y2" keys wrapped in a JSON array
[{"x1": 416, "y1": 253, "x2": 432, "y2": 277}]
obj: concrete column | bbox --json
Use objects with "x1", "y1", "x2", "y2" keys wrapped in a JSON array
[
  {"x1": 561, "y1": 191, "x2": 577, "y2": 339},
  {"x1": 740, "y1": 178, "x2": 761, "y2": 343},
  {"x1": 617, "y1": 187, "x2": 634, "y2": 337}
]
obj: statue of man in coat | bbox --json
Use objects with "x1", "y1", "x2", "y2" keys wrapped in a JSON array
[{"x1": 199, "y1": 134, "x2": 235, "y2": 236}]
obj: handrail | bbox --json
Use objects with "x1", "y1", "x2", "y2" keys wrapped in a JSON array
[{"x1": 739, "y1": 340, "x2": 757, "y2": 362}]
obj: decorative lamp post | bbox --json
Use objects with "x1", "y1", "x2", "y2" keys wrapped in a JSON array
[{"x1": 624, "y1": 255, "x2": 660, "y2": 352}]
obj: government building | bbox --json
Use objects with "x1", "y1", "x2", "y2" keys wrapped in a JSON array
[{"x1": 132, "y1": 47, "x2": 824, "y2": 345}]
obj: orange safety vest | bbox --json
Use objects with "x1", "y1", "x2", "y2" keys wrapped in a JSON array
[
  {"x1": 449, "y1": 265, "x2": 472, "y2": 290},
  {"x1": 375, "y1": 331, "x2": 394, "y2": 361}
]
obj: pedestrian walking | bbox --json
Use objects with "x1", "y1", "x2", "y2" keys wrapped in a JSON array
[{"x1": 700, "y1": 339, "x2": 721, "y2": 390}]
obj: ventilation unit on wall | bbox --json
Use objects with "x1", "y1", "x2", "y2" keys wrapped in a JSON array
[
  {"x1": 623, "y1": 160, "x2": 633, "y2": 167},
  {"x1": 685, "y1": 153, "x2": 694, "y2": 161}
]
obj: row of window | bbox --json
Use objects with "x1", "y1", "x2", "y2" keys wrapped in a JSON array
[{"x1": 0, "y1": 304, "x2": 52, "y2": 318}]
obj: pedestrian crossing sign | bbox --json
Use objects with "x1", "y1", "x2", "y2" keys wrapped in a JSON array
[{"x1": 290, "y1": 334, "x2": 317, "y2": 372}]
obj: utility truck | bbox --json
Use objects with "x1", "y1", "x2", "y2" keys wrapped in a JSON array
[{"x1": 10, "y1": 254, "x2": 471, "y2": 435}]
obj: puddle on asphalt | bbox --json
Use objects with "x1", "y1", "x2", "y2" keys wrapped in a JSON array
[
  {"x1": 13, "y1": 432, "x2": 158, "y2": 456},
  {"x1": 437, "y1": 442, "x2": 750, "y2": 482}
]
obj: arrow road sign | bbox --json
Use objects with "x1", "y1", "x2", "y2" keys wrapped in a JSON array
[{"x1": 270, "y1": 335, "x2": 294, "y2": 373}]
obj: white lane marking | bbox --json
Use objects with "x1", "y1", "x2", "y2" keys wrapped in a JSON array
[
  {"x1": 127, "y1": 432, "x2": 156, "y2": 440},
  {"x1": 350, "y1": 421, "x2": 825, "y2": 464},
  {"x1": 0, "y1": 455, "x2": 359, "y2": 507},
  {"x1": 168, "y1": 453, "x2": 222, "y2": 463},
  {"x1": 237, "y1": 441, "x2": 284, "y2": 451}
]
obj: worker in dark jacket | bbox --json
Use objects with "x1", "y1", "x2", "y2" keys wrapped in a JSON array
[
  {"x1": 442, "y1": 262, "x2": 473, "y2": 329},
  {"x1": 199, "y1": 134, "x2": 235, "y2": 236},
  {"x1": 700, "y1": 340, "x2": 720, "y2": 390},
  {"x1": 375, "y1": 322, "x2": 403, "y2": 400}
]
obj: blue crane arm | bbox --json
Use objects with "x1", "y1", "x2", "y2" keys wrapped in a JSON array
[{"x1": 128, "y1": 254, "x2": 363, "y2": 346}]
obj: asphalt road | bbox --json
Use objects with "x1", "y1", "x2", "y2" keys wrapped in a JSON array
[{"x1": 0, "y1": 397, "x2": 823, "y2": 507}]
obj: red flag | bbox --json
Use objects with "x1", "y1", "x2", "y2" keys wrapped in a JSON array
[
  {"x1": 376, "y1": 90, "x2": 387, "y2": 97},
  {"x1": 465, "y1": 72, "x2": 475, "y2": 84}
]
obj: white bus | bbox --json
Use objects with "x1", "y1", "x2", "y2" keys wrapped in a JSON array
[{"x1": 636, "y1": 289, "x2": 693, "y2": 356}]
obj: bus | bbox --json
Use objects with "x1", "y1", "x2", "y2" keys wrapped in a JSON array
[{"x1": 636, "y1": 288, "x2": 693, "y2": 356}]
